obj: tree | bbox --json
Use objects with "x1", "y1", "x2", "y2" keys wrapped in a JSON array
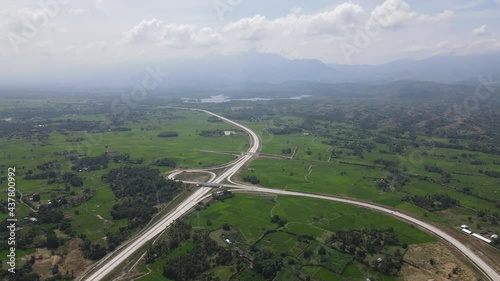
[
  {"x1": 303, "y1": 250, "x2": 313, "y2": 259},
  {"x1": 46, "y1": 230, "x2": 59, "y2": 249},
  {"x1": 318, "y1": 246, "x2": 326, "y2": 255},
  {"x1": 242, "y1": 175, "x2": 260, "y2": 184},
  {"x1": 32, "y1": 193, "x2": 40, "y2": 202},
  {"x1": 222, "y1": 223, "x2": 231, "y2": 231}
]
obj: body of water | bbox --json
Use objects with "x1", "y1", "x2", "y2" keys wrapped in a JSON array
[{"x1": 184, "y1": 94, "x2": 312, "y2": 104}]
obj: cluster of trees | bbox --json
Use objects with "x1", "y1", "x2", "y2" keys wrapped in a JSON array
[
  {"x1": 402, "y1": 194, "x2": 459, "y2": 211},
  {"x1": 327, "y1": 228, "x2": 403, "y2": 275},
  {"x1": 56, "y1": 120, "x2": 104, "y2": 132},
  {"x1": 0, "y1": 119, "x2": 50, "y2": 140},
  {"x1": 163, "y1": 231, "x2": 236, "y2": 280},
  {"x1": 61, "y1": 172, "x2": 84, "y2": 187},
  {"x1": 212, "y1": 190, "x2": 235, "y2": 202},
  {"x1": 460, "y1": 187, "x2": 498, "y2": 205},
  {"x1": 271, "y1": 215, "x2": 288, "y2": 227},
  {"x1": 157, "y1": 131, "x2": 179, "y2": 138},
  {"x1": 111, "y1": 127, "x2": 132, "y2": 131},
  {"x1": 374, "y1": 159, "x2": 398, "y2": 170},
  {"x1": 111, "y1": 153, "x2": 143, "y2": 164},
  {"x1": 24, "y1": 170, "x2": 58, "y2": 180},
  {"x1": 207, "y1": 116, "x2": 222, "y2": 122},
  {"x1": 75, "y1": 167, "x2": 186, "y2": 260},
  {"x1": 34, "y1": 209, "x2": 64, "y2": 224},
  {"x1": 80, "y1": 227, "x2": 129, "y2": 260},
  {"x1": 0, "y1": 256, "x2": 40, "y2": 280},
  {"x1": 65, "y1": 137, "x2": 85, "y2": 143},
  {"x1": 199, "y1": 130, "x2": 225, "y2": 137},
  {"x1": 425, "y1": 165, "x2": 451, "y2": 182},
  {"x1": 328, "y1": 228, "x2": 399, "y2": 256},
  {"x1": 152, "y1": 158, "x2": 176, "y2": 167},
  {"x1": 376, "y1": 173, "x2": 408, "y2": 192},
  {"x1": 103, "y1": 167, "x2": 183, "y2": 228},
  {"x1": 24, "y1": 160, "x2": 62, "y2": 180},
  {"x1": 484, "y1": 170, "x2": 500, "y2": 178},
  {"x1": 81, "y1": 240, "x2": 107, "y2": 260},
  {"x1": 281, "y1": 148, "x2": 292, "y2": 154},
  {"x1": 252, "y1": 249, "x2": 284, "y2": 280},
  {"x1": 266, "y1": 126, "x2": 301, "y2": 135},
  {"x1": 242, "y1": 175, "x2": 260, "y2": 184},
  {"x1": 373, "y1": 254, "x2": 404, "y2": 276},
  {"x1": 46, "y1": 230, "x2": 60, "y2": 249},
  {"x1": 104, "y1": 166, "x2": 182, "y2": 201},
  {"x1": 146, "y1": 220, "x2": 193, "y2": 264},
  {"x1": 71, "y1": 154, "x2": 109, "y2": 171},
  {"x1": 36, "y1": 160, "x2": 61, "y2": 171},
  {"x1": 111, "y1": 198, "x2": 157, "y2": 229},
  {"x1": 112, "y1": 153, "x2": 130, "y2": 163}
]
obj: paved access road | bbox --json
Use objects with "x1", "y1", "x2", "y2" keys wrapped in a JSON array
[
  {"x1": 82, "y1": 109, "x2": 499, "y2": 281},
  {"x1": 81, "y1": 109, "x2": 261, "y2": 281},
  {"x1": 81, "y1": 186, "x2": 211, "y2": 281},
  {"x1": 221, "y1": 184, "x2": 500, "y2": 281}
]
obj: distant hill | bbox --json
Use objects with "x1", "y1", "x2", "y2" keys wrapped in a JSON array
[
  {"x1": 163, "y1": 52, "x2": 500, "y2": 85},
  {"x1": 1, "y1": 52, "x2": 499, "y2": 89},
  {"x1": 327, "y1": 54, "x2": 500, "y2": 83}
]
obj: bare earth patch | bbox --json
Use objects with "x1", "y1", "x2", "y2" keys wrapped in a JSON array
[
  {"x1": 30, "y1": 238, "x2": 94, "y2": 280},
  {"x1": 402, "y1": 242, "x2": 478, "y2": 281},
  {"x1": 175, "y1": 171, "x2": 212, "y2": 182}
]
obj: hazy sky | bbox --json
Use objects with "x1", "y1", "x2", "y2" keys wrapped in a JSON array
[{"x1": 1, "y1": 0, "x2": 499, "y2": 75}]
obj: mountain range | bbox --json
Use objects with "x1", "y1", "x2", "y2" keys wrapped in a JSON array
[{"x1": 2, "y1": 52, "x2": 499, "y2": 89}]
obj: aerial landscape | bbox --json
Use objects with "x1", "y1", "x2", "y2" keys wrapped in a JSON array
[{"x1": 1, "y1": 1, "x2": 499, "y2": 281}]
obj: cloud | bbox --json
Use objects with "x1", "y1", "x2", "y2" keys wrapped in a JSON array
[
  {"x1": 369, "y1": 0, "x2": 453, "y2": 29},
  {"x1": 369, "y1": 0, "x2": 417, "y2": 29},
  {"x1": 0, "y1": 7, "x2": 44, "y2": 34},
  {"x1": 0, "y1": 0, "x2": 498, "y2": 69},
  {"x1": 223, "y1": 2, "x2": 365, "y2": 40},
  {"x1": 467, "y1": 38, "x2": 500, "y2": 53},
  {"x1": 471, "y1": 24, "x2": 488, "y2": 36},
  {"x1": 416, "y1": 10, "x2": 454, "y2": 23},
  {"x1": 280, "y1": 2, "x2": 366, "y2": 36},
  {"x1": 223, "y1": 15, "x2": 270, "y2": 41},
  {"x1": 69, "y1": 8, "x2": 88, "y2": 16},
  {"x1": 124, "y1": 19, "x2": 165, "y2": 44},
  {"x1": 454, "y1": 0, "x2": 487, "y2": 10},
  {"x1": 404, "y1": 45, "x2": 427, "y2": 52},
  {"x1": 124, "y1": 19, "x2": 221, "y2": 48},
  {"x1": 160, "y1": 25, "x2": 221, "y2": 48}
]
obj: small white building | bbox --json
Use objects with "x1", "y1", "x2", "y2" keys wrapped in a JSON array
[
  {"x1": 225, "y1": 239, "x2": 232, "y2": 244},
  {"x1": 462, "y1": 228, "x2": 473, "y2": 234},
  {"x1": 491, "y1": 234, "x2": 498, "y2": 240},
  {"x1": 29, "y1": 218, "x2": 38, "y2": 222},
  {"x1": 461, "y1": 225, "x2": 469, "y2": 229}
]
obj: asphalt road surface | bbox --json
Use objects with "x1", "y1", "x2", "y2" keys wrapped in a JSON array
[
  {"x1": 82, "y1": 109, "x2": 499, "y2": 281},
  {"x1": 81, "y1": 109, "x2": 261, "y2": 281},
  {"x1": 224, "y1": 184, "x2": 500, "y2": 281}
]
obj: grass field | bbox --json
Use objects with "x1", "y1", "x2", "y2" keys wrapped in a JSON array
[
  {"x1": 190, "y1": 195, "x2": 435, "y2": 246},
  {"x1": 0, "y1": 106, "x2": 257, "y2": 276},
  {"x1": 238, "y1": 130, "x2": 500, "y2": 234},
  {"x1": 179, "y1": 194, "x2": 434, "y2": 280}
]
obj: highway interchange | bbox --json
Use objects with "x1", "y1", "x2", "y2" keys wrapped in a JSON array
[{"x1": 82, "y1": 109, "x2": 500, "y2": 281}]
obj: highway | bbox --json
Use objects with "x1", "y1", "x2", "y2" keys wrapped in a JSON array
[
  {"x1": 82, "y1": 109, "x2": 499, "y2": 281},
  {"x1": 81, "y1": 109, "x2": 261, "y2": 281},
  {"x1": 223, "y1": 184, "x2": 500, "y2": 281}
]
